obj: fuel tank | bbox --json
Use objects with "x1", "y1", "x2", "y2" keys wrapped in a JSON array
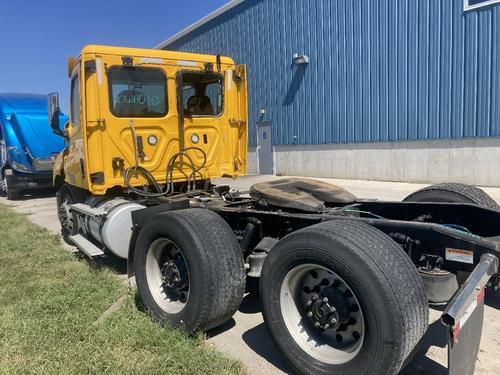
[{"x1": 83, "y1": 197, "x2": 145, "y2": 259}]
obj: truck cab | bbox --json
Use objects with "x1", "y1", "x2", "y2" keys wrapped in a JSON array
[
  {"x1": 0, "y1": 93, "x2": 67, "y2": 199},
  {"x1": 50, "y1": 45, "x2": 248, "y2": 196}
]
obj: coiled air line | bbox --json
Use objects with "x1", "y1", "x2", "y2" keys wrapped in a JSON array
[{"x1": 124, "y1": 120, "x2": 207, "y2": 197}]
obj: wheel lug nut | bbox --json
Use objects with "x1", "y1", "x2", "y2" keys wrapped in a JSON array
[
  {"x1": 314, "y1": 322, "x2": 321, "y2": 327},
  {"x1": 312, "y1": 294, "x2": 319, "y2": 301},
  {"x1": 324, "y1": 324, "x2": 329, "y2": 329},
  {"x1": 306, "y1": 300, "x2": 312, "y2": 306},
  {"x1": 330, "y1": 318, "x2": 337, "y2": 325},
  {"x1": 322, "y1": 297, "x2": 328, "y2": 303},
  {"x1": 307, "y1": 311, "x2": 313, "y2": 318}
]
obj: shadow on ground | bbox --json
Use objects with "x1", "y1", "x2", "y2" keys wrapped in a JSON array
[
  {"x1": 208, "y1": 279, "x2": 294, "y2": 373},
  {"x1": 486, "y1": 287, "x2": 500, "y2": 309},
  {"x1": 74, "y1": 250, "x2": 128, "y2": 275},
  {"x1": 209, "y1": 276, "x2": 458, "y2": 375},
  {"x1": 11, "y1": 188, "x2": 57, "y2": 200},
  {"x1": 241, "y1": 323, "x2": 292, "y2": 374},
  {"x1": 401, "y1": 319, "x2": 448, "y2": 375}
]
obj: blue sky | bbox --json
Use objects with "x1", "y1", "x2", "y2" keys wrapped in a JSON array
[{"x1": 0, "y1": 0, "x2": 228, "y2": 112}]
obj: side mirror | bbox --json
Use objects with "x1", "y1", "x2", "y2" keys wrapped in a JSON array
[{"x1": 48, "y1": 92, "x2": 65, "y2": 137}]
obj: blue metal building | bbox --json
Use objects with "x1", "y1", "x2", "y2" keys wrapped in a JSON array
[{"x1": 157, "y1": 0, "x2": 500, "y2": 186}]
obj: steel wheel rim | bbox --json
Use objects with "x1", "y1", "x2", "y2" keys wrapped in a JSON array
[
  {"x1": 146, "y1": 238, "x2": 190, "y2": 314},
  {"x1": 280, "y1": 264, "x2": 365, "y2": 364},
  {"x1": 59, "y1": 190, "x2": 74, "y2": 233}
]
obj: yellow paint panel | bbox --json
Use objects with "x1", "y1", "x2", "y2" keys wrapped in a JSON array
[{"x1": 58, "y1": 45, "x2": 247, "y2": 195}]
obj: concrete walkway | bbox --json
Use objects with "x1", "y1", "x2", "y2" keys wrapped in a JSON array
[{"x1": 1, "y1": 175, "x2": 500, "y2": 374}]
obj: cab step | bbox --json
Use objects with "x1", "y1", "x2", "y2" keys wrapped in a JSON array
[
  {"x1": 70, "y1": 203, "x2": 106, "y2": 218},
  {"x1": 70, "y1": 234, "x2": 104, "y2": 257}
]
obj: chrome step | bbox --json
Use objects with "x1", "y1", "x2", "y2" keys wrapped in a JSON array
[
  {"x1": 70, "y1": 234, "x2": 104, "y2": 257},
  {"x1": 70, "y1": 203, "x2": 106, "y2": 218}
]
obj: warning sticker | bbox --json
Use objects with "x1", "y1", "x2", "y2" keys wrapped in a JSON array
[{"x1": 445, "y1": 248, "x2": 474, "y2": 264}]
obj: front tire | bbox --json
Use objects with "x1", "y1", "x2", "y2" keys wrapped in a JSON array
[
  {"x1": 56, "y1": 184, "x2": 87, "y2": 242},
  {"x1": 3, "y1": 170, "x2": 19, "y2": 200},
  {"x1": 134, "y1": 208, "x2": 246, "y2": 333},
  {"x1": 260, "y1": 220, "x2": 428, "y2": 375}
]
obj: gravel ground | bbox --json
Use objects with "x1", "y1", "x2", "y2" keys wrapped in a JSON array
[{"x1": 1, "y1": 175, "x2": 500, "y2": 375}]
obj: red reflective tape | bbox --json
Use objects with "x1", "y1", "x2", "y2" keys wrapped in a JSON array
[
  {"x1": 477, "y1": 288, "x2": 485, "y2": 303},
  {"x1": 453, "y1": 322, "x2": 461, "y2": 343},
  {"x1": 452, "y1": 287, "x2": 485, "y2": 344}
]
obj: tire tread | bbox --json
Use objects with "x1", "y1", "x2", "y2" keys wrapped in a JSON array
[
  {"x1": 404, "y1": 182, "x2": 498, "y2": 209},
  {"x1": 168, "y1": 209, "x2": 246, "y2": 331}
]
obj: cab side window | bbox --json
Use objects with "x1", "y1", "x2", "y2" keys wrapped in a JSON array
[
  {"x1": 70, "y1": 75, "x2": 80, "y2": 125},
  {"x1": 182, "y1": 72, "x2": 224, "y2": 117}
]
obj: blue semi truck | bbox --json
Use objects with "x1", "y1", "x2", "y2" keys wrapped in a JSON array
[{"x1": 0, "y1": 93, "x2": 67, "y2": 199}]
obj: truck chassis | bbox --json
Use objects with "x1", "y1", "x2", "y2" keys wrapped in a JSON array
[{"x1": 62, "y1": 178, "x2": 500, "y2": 375}]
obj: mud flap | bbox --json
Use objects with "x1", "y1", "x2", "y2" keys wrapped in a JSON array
[{"x1": 441, "y1": 254, "x2": 499, "y2": 375}]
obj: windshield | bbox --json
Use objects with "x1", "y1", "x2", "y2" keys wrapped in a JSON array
[{"x1": 108, "y1": 66, "x2": 167, "y2": 118}]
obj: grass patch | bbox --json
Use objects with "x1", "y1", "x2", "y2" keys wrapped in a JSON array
[{"x1": 0, "y1": 204, "x2": 246, "y2": 375}]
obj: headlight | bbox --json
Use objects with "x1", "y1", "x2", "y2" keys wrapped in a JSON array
[
  {"x1": 32, "y1": 157, "x2": 56, "y2": 172},
  {"x1": 10, "y1": 160, "x2": 31, "y2": 172}
]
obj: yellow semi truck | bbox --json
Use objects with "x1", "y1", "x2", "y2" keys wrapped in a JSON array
[{"x1": 49, "y1": 45, "x2": 500, "y2": 375}]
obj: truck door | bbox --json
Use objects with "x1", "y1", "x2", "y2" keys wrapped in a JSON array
[
  {"x1": 233, "y1": 64, "x2": 248, "y2": 175},
  {"x1": 179, "y1": 64, "x2": 248, "y2": 178},
  {"x1": 64, "y1": 63, "x2": 88, "y2": 188}
]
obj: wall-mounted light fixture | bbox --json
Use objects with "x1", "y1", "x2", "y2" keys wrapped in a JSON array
[{"x1": 293, "y1": 53, "x2": 310, "y2": 65}]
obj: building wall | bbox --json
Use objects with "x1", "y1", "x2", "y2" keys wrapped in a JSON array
[{"x1": 163, "y1": 0, "x2": 500, "y2": 185}]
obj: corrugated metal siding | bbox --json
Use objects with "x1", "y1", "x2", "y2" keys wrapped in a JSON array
[{"x1": 165, "y1": 0, "x2": 500, "y2": 147}]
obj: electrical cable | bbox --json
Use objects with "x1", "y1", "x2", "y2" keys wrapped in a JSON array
[
  {"x1": 123, "y1": 120, "x2": 207, "y2": 198},
  {"x1": 341, "y1": 209, "x2": 385, "y2": 219}
]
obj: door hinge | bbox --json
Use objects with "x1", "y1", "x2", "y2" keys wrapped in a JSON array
[{"x1": 84, "y1": 60, "x2": 96, "y2": 74}]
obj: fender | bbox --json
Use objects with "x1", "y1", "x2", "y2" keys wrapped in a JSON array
[{"x1": 53, "y1": 147, "x2": 68, "y2": 186}]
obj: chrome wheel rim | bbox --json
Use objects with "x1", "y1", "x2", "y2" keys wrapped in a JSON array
[
  {"x1": 146, "y1": 238, "x2": 190, "y2": 314},
  {"x1": 280, "y1": 264, "x2": 365, "y2": 364}
]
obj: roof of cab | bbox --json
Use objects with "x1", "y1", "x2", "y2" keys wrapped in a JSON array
[
  {"x1": 0, "y1": 93, "x2": 47, "y2": 114},
  {"x1": 80, "y1": 45, "x2": 235, "y2": 65}
]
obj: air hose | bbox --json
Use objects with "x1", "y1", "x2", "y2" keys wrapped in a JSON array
[{"x1": 124, "y1": 120, "x2": 207, "y2": 197}]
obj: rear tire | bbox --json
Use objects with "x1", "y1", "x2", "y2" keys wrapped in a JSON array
[
  {"x1": 260, "y1": 220, "x2": 428, "y2": 375},
  {"x1": 134, "y1": 208, "x2": 246, "y2": 333},
  {"x1": 404, "y1": 182, "x2": 498, "y2": 209}
]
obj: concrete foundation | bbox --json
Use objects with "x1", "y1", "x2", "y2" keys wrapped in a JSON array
[
  {"x1": 248, "y1": 138, "x2": 500, "y2": 187},
  {"x1": 247, "y1": 147, "x2": 258, "y2": 175}
]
